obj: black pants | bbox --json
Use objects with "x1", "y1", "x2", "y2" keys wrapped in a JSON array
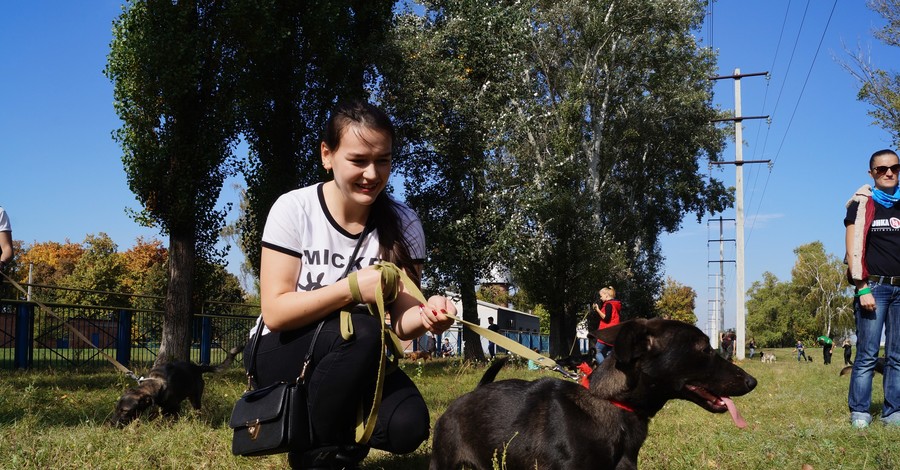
[
  {"x1": 245, "y1": 311, "x2": 429, "y2": 454},
  {"x1": 823, "y1": 346, "x2": 832, "y2": 365}
]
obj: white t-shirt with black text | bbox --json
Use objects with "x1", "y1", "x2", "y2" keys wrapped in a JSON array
[{"x1": 250, "y1": 183, "x2": 425, "y2": 337}]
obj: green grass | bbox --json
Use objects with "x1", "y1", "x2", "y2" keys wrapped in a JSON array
[{"x1": 0, "y1": 350, "x2": 898, "y2": 469}]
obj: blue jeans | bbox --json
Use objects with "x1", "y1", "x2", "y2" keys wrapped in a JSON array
[
  {"x1": 848, "y1": 282, "x2": 900, "y2": 423},
  {"x1": 595, "y1": 341, "x2": 613, "y2": 366}
]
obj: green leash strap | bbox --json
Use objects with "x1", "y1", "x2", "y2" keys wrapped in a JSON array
[
  {"x1": 382, "y1": 263, "x2": 577, "y2": 379},
  {"x1": 343, "y1": 268, "x2": 403, "y2": 444}
]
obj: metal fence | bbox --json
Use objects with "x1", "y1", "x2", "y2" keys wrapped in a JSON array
[
  {"x1": 0, "y1": 293, "x2": 257, "y2": 371},
  {"x1": 1, "y1": 281, "x2": 590, "y2": 369}
]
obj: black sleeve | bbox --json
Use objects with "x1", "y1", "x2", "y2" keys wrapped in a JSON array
[
  {"x1": 844, "y1": 201, "x2": 859, "y2": 227},
  {"x1": 600, "y1": 304, "x2": 613, "y2": 324}
]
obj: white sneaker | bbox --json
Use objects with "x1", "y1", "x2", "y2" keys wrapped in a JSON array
[{"x1": 851, "y1": 418, "x2": 869, "y2": 429}]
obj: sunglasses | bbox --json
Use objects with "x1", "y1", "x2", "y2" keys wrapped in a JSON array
[{"x1": 872, "y1": 164, "x2": 900, "y2": 175}]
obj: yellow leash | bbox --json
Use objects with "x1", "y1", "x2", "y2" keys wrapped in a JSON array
[{"x1": 339, "y1": 262, "x2": 580, "y2": 444}]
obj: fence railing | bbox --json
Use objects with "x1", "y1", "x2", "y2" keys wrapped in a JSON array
[{"x1": 0, "y1": 297, "x2": 257, "y2": 371}]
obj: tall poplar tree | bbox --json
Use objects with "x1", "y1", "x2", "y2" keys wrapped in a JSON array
[
  {"x1": 229, "y1": 0, "x2": 394, "y2": 276},
  {"x1": 382, "y1": 1, "x2": 527, "y2": 360},
  {"x1": 106, "y1": 0, "x2": 240, "y2": 364}
]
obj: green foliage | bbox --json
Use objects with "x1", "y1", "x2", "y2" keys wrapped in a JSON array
[
  {"x1": 476, "y1": 285, "x2": 510, "y2": 307},
  {"x1": 60, "y1": 233, "x2": 127, "y2": 307},
  {"x1": 747, "y1": 242, "x2": 854, "y2": 348},
  {"x1": 229, "y1": 0, "x2": 394, "y2": 277},
  {"x1": 382, "y1": 0, "x2": 529, "y2": 360},
  {"x1": 845, "y1": 0, "x2": 900, "y2": 148},
  {"x1": 106, "y1": 0, "x2": 243, "y2": 363},
  {"x1": 491, "y1": 0, "x2": 731, "y2": 355},
  {"x1": 656, "y1": 277, "x2": 698, "y2": 324},
  {"x1": 790, "y1": 242, "x2": 854, "y2": 338}
]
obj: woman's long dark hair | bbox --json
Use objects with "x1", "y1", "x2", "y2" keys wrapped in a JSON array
[{"x1": 323, "y1": 101, "x2": 420, "y2": 285}]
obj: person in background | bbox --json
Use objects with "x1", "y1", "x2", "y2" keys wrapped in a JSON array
[
  {"x1": 486, "y1": 316, "x2": 500, "y2": 359},
  {"x1": 795, "y1": 340, "x2": 807, "y2": 362},
  {"x1": 843, "y1": 339, "x2": 854, "y2": 367},
  {"x1": 440, "y1": 338, "x2": 454, "y2": 357},
  {"x1": 748, "y1": 337, "x2": 757, "y2": 359},
  {"x1": 845, "y1": 148, "x2": 900, "y2": 428},
  {"x1": 817, "y1": 335, "x2": 835, "y2": 365},
  {"x1": 591, "y1": 286, "x2": 621, "y2": 366},
  {"x1": 0, "y1": 206, "x2": 13, "y2": 272}
]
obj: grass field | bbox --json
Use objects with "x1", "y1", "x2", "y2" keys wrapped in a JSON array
[{"x1": 0, "y1": 348, "x2": 898, "y2": 469}]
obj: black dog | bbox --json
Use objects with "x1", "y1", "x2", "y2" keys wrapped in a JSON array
[
  {"x1": 111, "y1": 346, "x2": 242, "y2": 426},
  {"x1": 430, "y1": 319, "x2": 757, "y2": 470},
  {"x1": 840, "y1": 357, "x2": 885, "y2": 376}
]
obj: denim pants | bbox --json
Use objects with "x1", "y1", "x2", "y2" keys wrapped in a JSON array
[
  {"x1": 848, "y1": 282, "x2": 900, "y2": 422},
  {"x1": 595, "y1": 341, "x2": 613, "y2": 366}
]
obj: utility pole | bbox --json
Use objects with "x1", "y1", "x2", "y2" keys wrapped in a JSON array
[
  {"x1": 707, "y1": 216, "x2": 734, "y2": 349},
  {"x1": 709, "y1": 68, "x2": 769, "y2": 360}
]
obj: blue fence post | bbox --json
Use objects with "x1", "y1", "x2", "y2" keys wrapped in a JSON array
[
  {"x1": 14, "y1": 303, "x2": 33, "y2": 369},
  {"x1": 200, "y1": 316, "x2": 213, "y2": 365},
  {"x1": 116, "y1": 309, "x2": 131, "y2": 367}
]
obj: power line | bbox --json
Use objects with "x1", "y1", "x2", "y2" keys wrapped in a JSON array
[{"x1": 771, "y1": 0, "x2": 839, "y2": 164}]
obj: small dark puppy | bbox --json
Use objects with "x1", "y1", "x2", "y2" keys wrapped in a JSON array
[
  {"x1": 840, "y1": 357, "x2": 885, "y2": 376},
  {"x1": 112, "y1": 346, "x2": 242, "y2": 426},
  {"x1": 430, "y1": 319, "x2": 757, "y2": 470}
]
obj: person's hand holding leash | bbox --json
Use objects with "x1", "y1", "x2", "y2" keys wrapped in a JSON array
[{"x1": 419, "y1": 295, "x2": 455, "y2": 335}]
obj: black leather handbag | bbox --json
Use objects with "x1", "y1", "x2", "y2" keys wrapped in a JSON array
[{"x1": 229, "y1": 323, "x2": 320, "y2": 456}]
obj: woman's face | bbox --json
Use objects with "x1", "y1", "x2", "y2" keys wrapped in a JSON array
[
  {"x1": 322, "y1": 124, "x2": 392, "y2": 207},
  {"x1": 870, "y1": 153, "x2": 900, "y2": 192}
]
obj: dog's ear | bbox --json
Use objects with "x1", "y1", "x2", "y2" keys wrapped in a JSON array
[
  {"x1": 591, "y1": 323, "x2": 626, "y2": 345},
  {"x1": 610, "y1": 319, "x2": 652, "y2": 366}
]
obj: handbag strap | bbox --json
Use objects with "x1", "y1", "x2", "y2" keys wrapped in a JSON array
[{"x1": 245, "y1": 219, "x2": 372, "y2": 390}]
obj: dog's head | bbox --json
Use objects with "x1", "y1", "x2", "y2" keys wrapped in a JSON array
[
  {"x1": 593, "y1": 318, "x2": 756, "y2": 425},
  {"x1": 111, "y1": 386, "x2": 155, "y2": 427}
]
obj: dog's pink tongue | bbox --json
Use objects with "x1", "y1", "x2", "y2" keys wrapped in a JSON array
[{"x1": 722, "y1": 397, "x2": 747, "y2": 428}]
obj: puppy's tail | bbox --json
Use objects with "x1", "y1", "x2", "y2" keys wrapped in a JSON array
[
  {"x1": 478, "y1": 357, "x2": 509, "y2": 387},
  {"x1": 839, "y1": 366, "x2": 852, "y2": 376}
]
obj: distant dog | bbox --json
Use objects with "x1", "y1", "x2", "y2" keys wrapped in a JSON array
[
  {"x1": 840, "y1": 357, "x2": 885, "y2": 376},
  {"x1": 406, "y1": 350, "x2": 432, "y2": 361},
  {"x1": 761, "y1": 352, "x2": 776, "y2": 364},
  {"x1": 430, "y1": 319, "x2": 757, "y2": 470},
  {"x1": 111, "y1": 346, "x2": 242, "y2": 426}
]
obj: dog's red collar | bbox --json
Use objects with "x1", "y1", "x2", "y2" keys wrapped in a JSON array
[{"x1": 608, "y1": 400, "x2": 635, "y2": 413}]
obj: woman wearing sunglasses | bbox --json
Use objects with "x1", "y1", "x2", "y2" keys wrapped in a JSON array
[{"x1": 845, "y1": 148, "x2": 900, "y2": 428}]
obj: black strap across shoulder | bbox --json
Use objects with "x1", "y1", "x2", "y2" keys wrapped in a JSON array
[{"x1": 246, "y1": 219, "x2": 372, "y2": 387}]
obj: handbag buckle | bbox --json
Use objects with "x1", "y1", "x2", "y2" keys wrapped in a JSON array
[{"x1": 246, "y1": 419, "x2": 261, "y2": 440}]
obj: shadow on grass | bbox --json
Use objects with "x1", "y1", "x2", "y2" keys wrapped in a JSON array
[{"x1": 0, "y1": 367, "x2": 247, "y2": 428}]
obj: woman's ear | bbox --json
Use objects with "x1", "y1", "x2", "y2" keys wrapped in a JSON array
[{"x1": 321, "y1": 142, "x2": 333, "y2": 172}]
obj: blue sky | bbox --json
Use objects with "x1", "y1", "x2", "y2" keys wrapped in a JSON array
[{"x1": 1, "y1": 2, "x2": 898, "y2": 331}]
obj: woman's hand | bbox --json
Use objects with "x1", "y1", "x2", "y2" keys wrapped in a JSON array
[
  {"x1": 351, "y1": 266, "x2": 388, "y2": 304},
  {"x1": 418, "y1": 295, "x2": 456, "y2": 334}
]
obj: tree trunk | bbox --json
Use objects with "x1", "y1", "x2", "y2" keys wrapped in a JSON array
[
  {"x1": 156, "y1": 231, "x2": 196, "y2": 366},
  {"x1": 460, "y1": 276, "x2": 486, "y2": 362}
]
